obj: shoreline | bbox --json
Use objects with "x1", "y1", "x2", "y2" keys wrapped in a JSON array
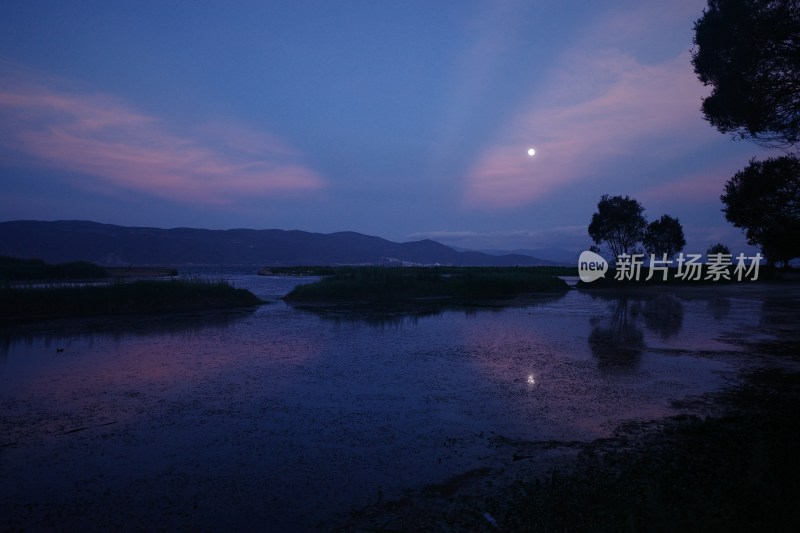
[{"x1": 105, "y1": 266, "x2": 179, "y2": 278}]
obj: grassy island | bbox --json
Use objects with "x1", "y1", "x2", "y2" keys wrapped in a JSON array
[
  {"x1": 0, "y1": 279, "x2": 263, "y2": 321},
  {"x1": 283, "y1": 266, "x2": 570, "y2": 302}
]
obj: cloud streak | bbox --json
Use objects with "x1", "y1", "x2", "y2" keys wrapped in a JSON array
[
  {"x1": 462, "y1": 48, "x2": 715, "y2": 210},
  {"x1": 0, "y1": 66, "x2": 326, "y2": 205},
  {"x1": 635, "y1": 148, "x2": 787, "y2": 205},
  {"x1": 458, "y1": 0, "x2": 717, "y2": 211},
  {"x1": 636, "y1": 166, "x2": 728, "y2": 205}
]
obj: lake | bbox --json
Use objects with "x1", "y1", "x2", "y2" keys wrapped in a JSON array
[{"x1": 1, "y1": 274, "x2": 798, "y2": 530}]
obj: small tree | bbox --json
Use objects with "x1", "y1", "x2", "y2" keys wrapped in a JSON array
[
  {"x1": 588, "y1": 194, "x2": 647, "y2": 260},
  {"x1": 643, "y1": 215, "x2": 686, "y2": 259},
  {"x1": 721, "y1": 155, "x2": 800, "y2": 266},
  {"x1": 706, "y1": 243, "x2": 731, "y2": 257}
]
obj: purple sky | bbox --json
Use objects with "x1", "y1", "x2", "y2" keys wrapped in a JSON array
[{"x1": 0, "y1": 1, "x2": 770, "y2": 254}]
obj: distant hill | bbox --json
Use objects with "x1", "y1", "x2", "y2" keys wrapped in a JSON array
[
  {"x1": 0, "y1": 220, "x2": 553, "y2": 267},
  {"x1": 480, "y1": 247, "x2": 580, "y2": 266}
]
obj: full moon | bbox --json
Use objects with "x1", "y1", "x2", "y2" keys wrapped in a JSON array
[{"x1": 527, "y1": 148, "x2": 536, "y2": 157}]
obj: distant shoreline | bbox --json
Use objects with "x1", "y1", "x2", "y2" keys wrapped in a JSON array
[{"x1": 104, "y1": 266, "x2": 179, "y2": 278}]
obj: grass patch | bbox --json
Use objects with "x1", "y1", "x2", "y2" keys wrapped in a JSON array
[
  {"x1": 283, "y1": 266, "x2": 569, "y2": 302},
  {"x1": 0, "y1": 278, "x2": 263, "y2": 321}
]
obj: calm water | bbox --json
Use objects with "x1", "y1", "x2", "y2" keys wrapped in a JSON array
[{"x1": 1, "y1": 275, "x2": 798, "y2": 530}]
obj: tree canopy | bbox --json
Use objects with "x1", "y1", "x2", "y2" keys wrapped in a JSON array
[
  {"x1": 643, "y1": 215, "x2": 686, "y2": 259},
  {"x1": 692, "y1": 0, "x2": 800, "y2": 148},
  {"x1": 721, "y1": 155, "x2": 800, "y2": 265},
  {"x1": 588, "y1": 195, "x2": 647, "y2": 259}
]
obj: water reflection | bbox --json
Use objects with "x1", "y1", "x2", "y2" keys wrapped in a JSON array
[
  {"x1": 588, "y1": 297, "x2": 645, "y2": 369},
  {"x1": 642, "y1": 293, "x2": 685, "y2": 340},
  {"x1": 0, "y1": 308, "x2": 256, "y2": 356},
  {"x1": 3, "y1": 279, "x2": 790, "y2": 531},
  {"x1": 759, "y1": 292, "x2": 800, "y2": 329},
  {"x1": 707, "y1": 295, "x2": 732, "y2": 320},
  {"x1": 292, "y1": 302, "x2": 449, "y2": 329},
  {"x1": 586, "y1": 290, "x2": 687, "y2": 370},
  {"x1": 749, "y1": 292, "x2": 800, "y2": 357}
]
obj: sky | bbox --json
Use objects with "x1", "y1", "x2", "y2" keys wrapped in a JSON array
[{"x1": 0, "y1": 0, "x2": 772, "y2": 255}]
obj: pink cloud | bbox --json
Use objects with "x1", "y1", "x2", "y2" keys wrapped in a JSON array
[
  {"x1": 462, "y1": 50, "x2": 715, "y2": 210},
  {"x1": 635, "y1": 163, "x2": 731, "y2": 205},
  {"x1": 0, "y1": 68, "x2": 326, "y2": 205},
  {"x1": 637, "y1": 173, "x2": 724, "y2": 204},
  {"x1": 636, "y1": 150, "x2": 786, "y2": 205}
]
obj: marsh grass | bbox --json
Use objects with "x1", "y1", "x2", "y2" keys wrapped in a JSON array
[
  {"x1": 284, "y1": 267, "x2": 569, "y2": 302},
  {"x1": 0, "y1": 278, "x2": 262, "y2": 320}
]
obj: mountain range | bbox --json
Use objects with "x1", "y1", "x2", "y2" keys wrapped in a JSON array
[{"x1": 0, "y1": 220, "x2": 557, "y2": 267}]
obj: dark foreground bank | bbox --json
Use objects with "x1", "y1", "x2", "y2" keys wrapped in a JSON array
[
  {"x1": 0, "y1": 279, "x2": 263, "y2": 321},
  {"x1": 341, "y1": 367, "x2": 800, "y2": 531}
]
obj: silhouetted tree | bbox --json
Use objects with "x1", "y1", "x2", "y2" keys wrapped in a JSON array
[
  {"x1": 692, "y1": 0, "x2": 800, "y2": 149},
  {"x1": 706, "y1": 243, "x2": 731, "y2": 257},
  {"x1": 588, "y1": 195, "x2": 647, "y2": 260},
  {"x1": 642, "y1": 214, "x2": 686, "y2": 259},
  {"x1": 721, "y1": 155, "x2": 800, "y2": 266}
]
